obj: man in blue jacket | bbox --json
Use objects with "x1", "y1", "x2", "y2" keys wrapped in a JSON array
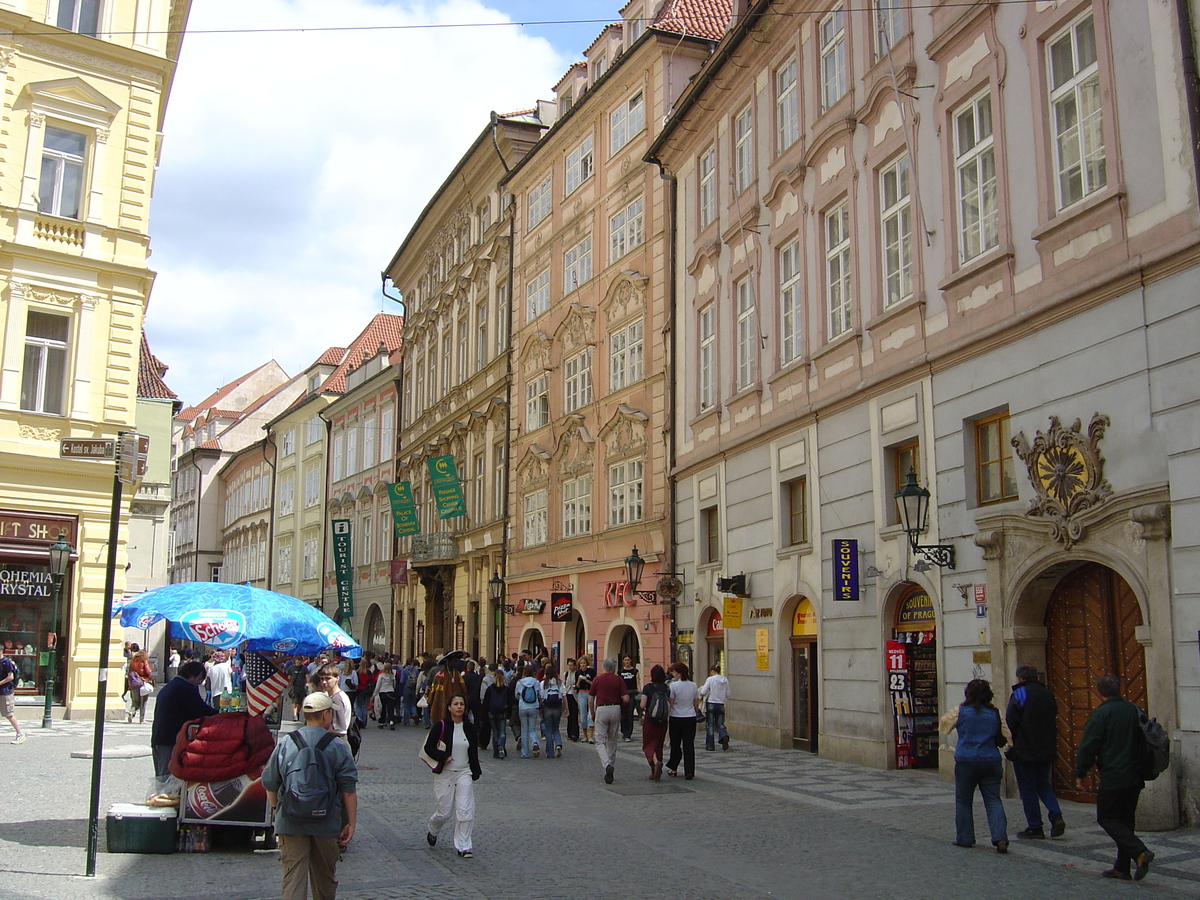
[
  {"x1": 151, "y1": 660, "x2": 216, "y2": 777},
  {"x1": 1005, "y1": 665, "x2": 1065, "y2": 838}
]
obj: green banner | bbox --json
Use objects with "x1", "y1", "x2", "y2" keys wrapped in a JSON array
[
  {"x1": 331, "y1": 519, "x2": 353, "y2": 619},
  {"x1": 426, "y1": 454, "x2": 465, "y2": 519},
  {"x1": 387, "y1": 482, "x2": 420, "y2": 536}
]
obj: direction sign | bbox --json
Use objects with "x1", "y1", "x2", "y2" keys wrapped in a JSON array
[
  {"x1": 60, "y1": 439, "x2": 115, "y2": 460},
  {"x1": 117, "y1": 433, "x2": 149, "y2": 485}
]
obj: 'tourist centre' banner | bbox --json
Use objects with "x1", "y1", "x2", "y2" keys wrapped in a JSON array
[{"x1": 331, "y1": 519, "x2": 353, "y2": 619}]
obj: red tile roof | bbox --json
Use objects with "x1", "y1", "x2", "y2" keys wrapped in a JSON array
[
  {"x1": 652, "y1": 0, "x2": 732, "y2": 41},
  {"x1": 320, "y1": 313, "x2": 404, "y2": 394},
  {"x1": 182, "y1": 361, "x2": 284, "y2": 418},
  {"x1": 313, "y1": 347, "x2": 346, "y2": 367},
  {"x1": 137, "y1": 332, "x2": 177, "y2": 400}
]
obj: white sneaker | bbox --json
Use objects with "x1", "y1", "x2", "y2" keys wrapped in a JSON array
[
  {"x1": 12, "y1": 732, "x2": 26, "y2": 744},
  {"x1": 532, "y1": 743, "x2": 540, "y2": 758}
]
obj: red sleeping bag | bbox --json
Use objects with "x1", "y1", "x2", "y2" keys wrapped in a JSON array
[{"x1": 169, "y1": 712, "x2": 275, "y2": 783}]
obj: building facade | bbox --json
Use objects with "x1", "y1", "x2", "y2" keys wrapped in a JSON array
[
  {"x1": 0, "y1": 0, "x2": 191, "y2": 714},
  {"x1": 651, "y1": 0, "x2": 1200, "y2": 825}
]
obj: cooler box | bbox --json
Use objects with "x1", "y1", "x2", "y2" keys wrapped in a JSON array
[{"x1": 106, "y1": 803, "x2": 177, "y2": 854}]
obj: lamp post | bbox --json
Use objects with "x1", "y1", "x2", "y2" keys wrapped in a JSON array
[
  {"x1": 893, "y1": 470, "x2": 955, "y2": 569},
  {"x1": 42, "y1": 532, "x2": 73, "y2": 729},
  {"x1": 488, "y1": 571, "x2": 513, "y2": 660},
  {"x1": 623, "y1": 546, "x2": 659, "y2": 604}
]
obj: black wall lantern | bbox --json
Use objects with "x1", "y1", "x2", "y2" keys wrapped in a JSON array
[
  {"x1": 894, "y1": 470, "x2": 955, "y2": 569},
  {"x1": 623, "y1": 546, "x2": 660, "y2": 604},
  {"x1": 489, "y1": 571, "x2": 514, "y2": 614}
]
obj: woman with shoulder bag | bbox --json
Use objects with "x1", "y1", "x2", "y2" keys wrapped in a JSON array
[
  {"x1": 941, "y1": 678, "x2": 1010, "y2": 852},
  {"x1": 127, "y1": 650, "x2": 153, "y2": 724},
  {"x1": 665, "y1": 662, "x2": 700, "y2": 779},
  {"x1": 423, "y1": 693, "x2": 482, "y2": 858},
  {"x1": 640, "y1": 665, "x2": 671, "y2": 779}
]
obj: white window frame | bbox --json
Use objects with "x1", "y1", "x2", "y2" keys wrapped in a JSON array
[
  {"x1": 493, "y1": 443, "x2": 506, "y2": 518},
  {"x1": 278, "y1": 545, "x2": 292, "y2": 585},
  {"x1": 496, "y1": 282, "x2": 509, "y2": 353},
  {"x1": 278, "y1": 477, "x2": 294, "y2": 516},
  {"x1": 306, "y1": 415, "x2": 322, "y2": 444},
  {"x1": 563, "y1": 348, "x2": 593, "y2": 413},
  {"x1": 562, "y1": 475, "x2": 592, "y2": 538},
  {"x1": 523, "y1": 489, "x2": 547, "y2": 547},
  {"x1": 825, "y1": 201, "x2": 853, "y2": 339},
  {"x1": 734, "y1": 105, "x2": 754, "y2": 193},
  {"x1": 563, "y1": 235, "x2": 592, "y2": 293},
  {"x1": 954, "y1": 91, "x2": 999, "y2": 263},
  {"x1": 609, "y1": 90, "x2": 645, "y2": 155},
  {"x1": 304, "y1": 464, "x2": 321, "y2": 508},
  {"x1": 699, "y1": 304, "x2": 715, "y2": 411},
  {"x1": 303, "y1": 537, "x2": 318, "y2": 580},
  {"x1": 56, "y1": 0, "x2": 100, "y2": 36},
  {"x1": 20, "y1": 310, "x2": 69, "y2": 415},
  {"x1": 874, "y1": 0, "x2": 904, "y2": 58},
  {"x1": 528, "y1": 176, "x2": 552, "y2": 229},
  {"x1": 362, "y1": 412, "x2": 377, "y2": 468},
  {"x1": 1048, "y1": 12, "x2": 1105, "y2": 210},
  {"x1": 779, "y1": 239, "x2": 803, "y2": 364},
  {"x1": 608, "y1": 459, "x2": 644, "y2": 527},
  {"x1": 609, "y1": 197, "x2": 644, "y2": 261},
  {"x1": 880, "y1": 154, "x2": 913, "y2": 308},
  {"x1": 776, "y1": 57, "x2": 799, "y2": 154},
  {"x1": 526, "y1": 268, "x2": 550, "y2": 321},
  {"x1": 475, "y1": 299, "x2": 489, "y2": 371},
  {"x1": 473, "y1": 453, "x2": 485, "y2": 523},
  {"x1": 735, "y1": 276, "x2": 756, "y2": 389},
  {"x1": 332, "y1": 433, "x2": 345, "y2": 481},
  {"x1": 379, "y1": 407, "x2": 393, "y2": 464},
  {"x1": 609, "y1": 319, "x2": 644, "y2": 391},
  {"x1": 525, "y1": 373, "x2": 549, "y2": 431},
  {"x1": 699, "y1": 148, "x2": 716, "y2": 227},
  {"x1": 457, "y1": 318, "x2": 468, "y2": 383},
  {"x1": 38, "y1": 125, "x2": 86, "y2": 220},
  {"x1": 565, "y1": 135, "x2": 595, "y2": 195},
  {"x1": 820, "y1": 5, "x2": 847, "y2": 112},
  {"x1": 281, "y1": 429, "x2": 295, "y2": 457}
]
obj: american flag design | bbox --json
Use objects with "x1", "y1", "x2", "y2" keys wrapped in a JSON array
[{"x1": 244, "y1": 651, "x2": 289, "y2": 716}]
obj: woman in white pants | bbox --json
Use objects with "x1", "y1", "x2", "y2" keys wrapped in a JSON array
[{"x1": 423, "y1": 693, "x2": 482, "y2": 858}]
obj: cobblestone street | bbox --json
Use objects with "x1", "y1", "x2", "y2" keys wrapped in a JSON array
[{"x1": 5, "y1": 710, "x2": 1200, "y2": 900}]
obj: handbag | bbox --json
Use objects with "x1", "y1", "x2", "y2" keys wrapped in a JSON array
[
  {"x1": 416, "y1": 695, "x2": 429, "y2": 709},
  {"x1": 418, "y1": 721, "x2": 446, "y2": 772},
  {"x1": 139, "y1": 681, "x2": 153, "y2": 697}
]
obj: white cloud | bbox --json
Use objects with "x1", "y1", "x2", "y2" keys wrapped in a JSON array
[{"x1": 146, "y1": 0, "x2": 565, "y2": 403}]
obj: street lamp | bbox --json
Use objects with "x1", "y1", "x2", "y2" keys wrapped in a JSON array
[
  {"x1": 893, "y1": 470, "x2": 955, "y2": 569},
  {"x1": 623, "y1": 546, "x2": 660, "y2": 604},
  {"x1": 489, "y1": 571, "x2": 513, "y2": 614},
  {"x1": 42, "y1": 532, "x2": 73, "y2": 729}
]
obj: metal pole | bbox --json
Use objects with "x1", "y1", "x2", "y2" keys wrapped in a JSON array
[
  {"x1": 40, "y1": 574, "x2": 62, "y2": 729},
  {"x1": 85, "y1": 469, "x2": 124, "y2": 876}
]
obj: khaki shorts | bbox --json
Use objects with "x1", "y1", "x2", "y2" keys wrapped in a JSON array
[{"x1": 0, "y1": 693, "x2": 14, "y2": 717}]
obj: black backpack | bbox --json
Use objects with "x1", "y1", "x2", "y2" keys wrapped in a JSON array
[
  {"x1": 1139, "y1": 710, "x2": 1170, "y2": 781},
  {"x1": 279, "y1": 731, "x2": 338, "y2": 820},
  {"x1": 543, "y1": 682, "x2": 563, "y2": 708},
  {"x1": 644, "y1": 684, "x2": 670, "y2": 725}
]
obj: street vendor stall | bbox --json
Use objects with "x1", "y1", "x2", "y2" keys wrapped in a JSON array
[{"x1": 111, "y1": 582, "x2": 361, "y2": 851}]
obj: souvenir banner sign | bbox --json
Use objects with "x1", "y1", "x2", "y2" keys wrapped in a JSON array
[
  {"x1": 426, "y1": 455, "x2": 466, "y2": 519},
  {"x1": 331, "y1": 519, "x2": 353, "y2": 619},
  {"x1": 386, "y1": 482, "x2": 420, "y2": 536},
  {"x1": 833, "y1": 539, "x2": 859, "y2": 601}
]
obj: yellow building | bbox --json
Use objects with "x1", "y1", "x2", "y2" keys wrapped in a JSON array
[{"x1": 0, "y1": 1, "x2": 191, "y2": 717}]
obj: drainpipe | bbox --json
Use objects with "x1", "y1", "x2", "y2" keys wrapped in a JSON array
[
  {"x1": 190, "y1": 454, "x2": 203, "y2": 582},
  {"x1": 318, "y1": 410, "x2": 333, "y2": 616},
  {"x1": 1175, "y1": 0, "x2": 1200, "y2": 206},
  {"x1": 264, "y1": 432, "x2": 277, "y2": 590}
]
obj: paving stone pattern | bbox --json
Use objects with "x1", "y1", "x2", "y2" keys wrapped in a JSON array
[{"x1": 3, "y1": 712, "x2": 1199, "y2": 899}]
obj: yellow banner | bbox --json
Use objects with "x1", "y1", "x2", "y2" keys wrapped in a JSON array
[
  {"x1": 755, "y1": 628, "x2": 770, "y2": 670},
  {"x1": 723, "y1": 597, "x2": 743, "y2": 629}
]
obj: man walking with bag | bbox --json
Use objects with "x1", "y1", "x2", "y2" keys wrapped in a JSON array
[
  {"x1": 1075, "y1": 674, "x2": 1154, "y2": 881},
  {"x1": 1005, "y1": 665, "x2": 1065, "y2": 838},
  {"x1": 263, "y1": 692, "x2": 358, "y2": 900}
]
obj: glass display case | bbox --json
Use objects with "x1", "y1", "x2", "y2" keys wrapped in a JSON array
[{"x1": 1, "y1": 602, "x2": 44, "y2": 694}]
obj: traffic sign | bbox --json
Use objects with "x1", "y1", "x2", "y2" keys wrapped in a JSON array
[{"x1": 60, "y1": 439, "x2": 115, "y2": 460}]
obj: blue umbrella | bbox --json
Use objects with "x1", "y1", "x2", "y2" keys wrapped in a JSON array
[{"x1": 117, "y1": 582, "x2": 362, "y2": 658}]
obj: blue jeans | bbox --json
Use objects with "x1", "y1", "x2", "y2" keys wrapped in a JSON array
[
  {"x1": 519, "y1": 708, "x2": 539, "y2": 757},
  {"x1": 542, "y1": 707, "x2": 562, "y2": 757},
  {"x1": 1012, "y1": 759, "x2": 1062, "y2": 830},
  {"x1": 489, "y1": 710, "x2": 508, "y2": 755},
  {"x1": 704, "y1": 703, "x2": 727, "y2": 750},
  {"x1": 954, "y1": 759, "x2": 1008, "y2": 846},
  {"x1": 402, "y1": 689, "x2": 416, "y2": 722}
]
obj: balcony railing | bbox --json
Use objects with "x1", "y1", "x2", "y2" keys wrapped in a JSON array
[{"x1": 410, "y1": 532, "x2": 458, "y2": 563}]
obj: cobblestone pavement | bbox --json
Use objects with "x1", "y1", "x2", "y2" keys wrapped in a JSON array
[{"x1": 3, "y1": 709, "x2": 1199, "y2": 899}]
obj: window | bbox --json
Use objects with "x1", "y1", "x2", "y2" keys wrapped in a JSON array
[
  {"x1": 526, "y1": 269, "x2": 549, "y2": 321},
  {"x1": 493, "y1": 443, "x2": 506, "y2": 518},
  {"x1": 734, "y1": 105, "x2": 755, "y2": 193},
  {"x1": 776, "y1": 58, "x2": 799, "y2": 154},
  {"x1": 475, "y1": 300, "x2": 488, "y2": 370},
  {"x1": 441, "y1": 333, "x2": 452, "y2": 395},
  {"x1": 523, "y1": 490, "x2": 547, "y2": 546},
  {"x1": 735, "y1": 277, "x2": 756, "y2": 389},
  {"x1": 954, "y1": 92, "x2": 999, "y2": 263},
  {"x1": 627, "y1": 13, "x2": 645, "y2": 43},
  {"x1": 304, "y1": 463, "x2": 321, "y2": 508},
  {"x1": 786, "y1": 477, "x2": 808, "y2": 545},
  {"x1": 473, "y1": 453, "x2": 485, "y2": 523},
  {"x1": 874, "y1": 0, "x2": 904, "y2": 58},
  {"x1": 478, "y1": 199, "x2": 491, "y2": 236},
  {"x1": 779, "y1": 239, "x2": 803, "y2": 364},
  {"x1": 281, "y1": 429, "x2": 295, "y2": 457},
  {"x1": 306, "y1": 415, "x2": 322, "y2": 444},
  {"x1": 701, "y1": 506, "x2": 720, "y2": 564},
  {"x1": 1049, "y1": 13, "x2": 1104, "y2": 209},
  {"x1": 346, "y1": 427, "x2": 358, "y2": 476},
  {"x1": 608, "y1": 459, "x2": 643, "y2": 526},
  {"x1": 559, "y1": 90, "x2": 573, "y2": 116},
  {"x1": 609, "y1": 198, "x2": 644, "y2": 262},
  {"x1": 379, "y1": 407, "x2": 393, "y2": 464},
  {"x1": 566, "y1": 135, "x2": 594, "y2": 195},
  {"x1": 880, "y1": 154, "x2": 913, "y2": 308},
  {"x1": 699, "y1": 149, "x2": 716, "y2": 227},
  {"x1": 525, "y1": 373, "x2": 549, "y2": 430},
  {"x1": 592, "y1": 54, "x2": 607, "y2": 81},
  {"x1": 426, "y1": 345, "x2": 438, "y2": 407},
  {"x1": 610, "y1": 90, "x2": 645, "y2": 155},
  {"x1": 57, "y1": 0, "x2": 99, "y2": 36},
  {"x1": 332, "y1": 433, "x2": 345, "y2": 481},
  {"x1": 278, "y1": 545, "x2": 292, "y2": 585},
  {"x1": 39, "y1": 126, "x2": 86, "y2": 219},
  {"x1": 20, "y1": 311, "x2": 68, "y2": 414},
  {"x1": 563, "y1": 236, "x2": 592, "y2": 293},
  {"x1": 362, "y1": 413, "x2": 376, "y2": 468},
  {"x1": 528, "y1": 176, "x2": 552, "y2": 229},
  {"x1": 976, "y1": 413, "x2": 1018, "y2": 504},
  {"x1": 279, "y1": 477, "x2": 294, "y2": 516},
  {"x1": 610, "y1": 319, "x2": 644, "y2": 391},
  {"x1": 825, "y1": 201, "x2": 853, "y2": 338},
  {"x1": 563, "y1": 475, "x2": 592, "y2": 537},
  {"x1": 457, "y1": 318, "x2": 468, "y2": 383},
  {"x1": 820, "y1": 6, "x2": 847, "y2": 111},
  {"x1": 564, "y1": 348, "x2": 592, "y2": 413},
  {"x1": 699, "y1": 304, "x2": 715, "y2": 410},
  {"x1": 302, "y1": 538, "x2": 318, "y2": 580},
  {"x1": 496, "y1": 283, "x2": 509, "y2": 353},
  {"x1": 379, "y1": 509, "x2": 392, "y2": 560},
  {"x1": 360, "y1": 515, "x2": 373, "y2": 566},
  {"x1": 891, "y1": 439, "x2": 920, "y2": 524}
]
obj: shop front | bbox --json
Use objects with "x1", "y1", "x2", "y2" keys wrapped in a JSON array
[
  {"x1": 0, "y1": 510, "x2": 77, "y2": 705},
  {"x1": 887, "y1": 585, "x2": 938, "y2": 769},
  {"x1": 703, "y1": 608, "x2": 723, "y2": 676},
  {"x1": 789, "y1": 598, "x2": 818, "y2": 752}
]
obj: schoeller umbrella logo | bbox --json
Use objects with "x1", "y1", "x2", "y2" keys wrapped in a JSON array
[{"x1": 180, "y1": 608, "x2": 247, "y2": 649}]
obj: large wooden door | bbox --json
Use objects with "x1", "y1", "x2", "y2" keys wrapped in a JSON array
[{"x1": 1044, "y1": 563, "x2": 1146, "y2": 802}]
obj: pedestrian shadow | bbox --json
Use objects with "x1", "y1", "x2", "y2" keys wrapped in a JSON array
[{"x1": 0, "y1": 817, "x2": 87, "y2": 848}]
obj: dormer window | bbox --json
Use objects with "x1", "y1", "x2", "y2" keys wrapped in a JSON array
[
  {"x1": 559, "y1": 90, "x2": 573, "y2": 116},
  {"x1": 628, "y1": 12, "x2": 645, "y2": 43},
  {"x1": 592, "y1": 54, "x2": 608, "y2": 81}
]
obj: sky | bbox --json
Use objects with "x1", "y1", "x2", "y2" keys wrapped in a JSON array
[{"x1": 146, "y1": 0, "x2": 624, "y2": 405}]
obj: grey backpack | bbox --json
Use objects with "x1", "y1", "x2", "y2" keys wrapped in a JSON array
[{"x1": 279, "y1": 731, "x2": 338, "y2": 820}]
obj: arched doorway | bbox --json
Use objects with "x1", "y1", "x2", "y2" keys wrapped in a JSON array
[
  {"x1": 1043, "y1": 562, "x2": 1146, "y2": 802},
  {"x1": 363, "y1": 604, "x2": 387, "y2": 656},
  {"x1": 524, "y1": 628, "x2": 546, "y2": 657},
  {"x1": 790, "y1": 598, "x2": 818, "y2": 752},
  {"x1": 609, "y1": 624, "x2": 641, "y2": 667},
  {"x1": 567, "y1": 611, "x2": 586, "y2": 660},
  {"x1": 889, "y1": 585, "x2": 938, "y2": 769},
  {"x1": 703, "y1": 609, "x2": 724, "y2": 676}
]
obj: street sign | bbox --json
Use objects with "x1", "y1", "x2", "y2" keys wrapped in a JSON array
[
  {"x1": 116, "y1": 433, "x2": 149, "y2": 485},
  {"x1": 60, "y1": 439, "x2": 115, "y2": 460}
]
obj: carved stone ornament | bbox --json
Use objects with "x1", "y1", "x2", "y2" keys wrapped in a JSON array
[
  {"x1": 556, "y1": 417, "x2": 595, "y2": 476},
  {"x1": 600, "y1": 404, "x2": 648, "y2": 460},
  {"x1": 1012, "y1": 414, "x2": 1113, "y2": 548},
  {"x1": 604, "y1": 273, "x2": 648, "y2": 326},
  {"x1": 19, "y1": 424, "x2": 60, "y2": 441},
  {"x1": 558, "y1": 303, "x2": 596, "y2": 352}
]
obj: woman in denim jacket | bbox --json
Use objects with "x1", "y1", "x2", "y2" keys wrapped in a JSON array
[{"x1": 942, "y1": 678, "x2": 1010, "y2": 853}]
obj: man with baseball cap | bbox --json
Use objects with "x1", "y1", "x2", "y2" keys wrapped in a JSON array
[{"x1": 263, "y1": 691, "x2": 358, "y2": 900}]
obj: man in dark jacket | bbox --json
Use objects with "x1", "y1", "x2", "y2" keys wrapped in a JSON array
[
  {"x1": 1005, "y1": 665, "x2": 1065, "y2": 838},
  {"x1": 151, "y1": 661, "x2": 216, "y2": 777},
  {"x1": 1075, "y1": 674, "x2": 1154, "y2": 881}
]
